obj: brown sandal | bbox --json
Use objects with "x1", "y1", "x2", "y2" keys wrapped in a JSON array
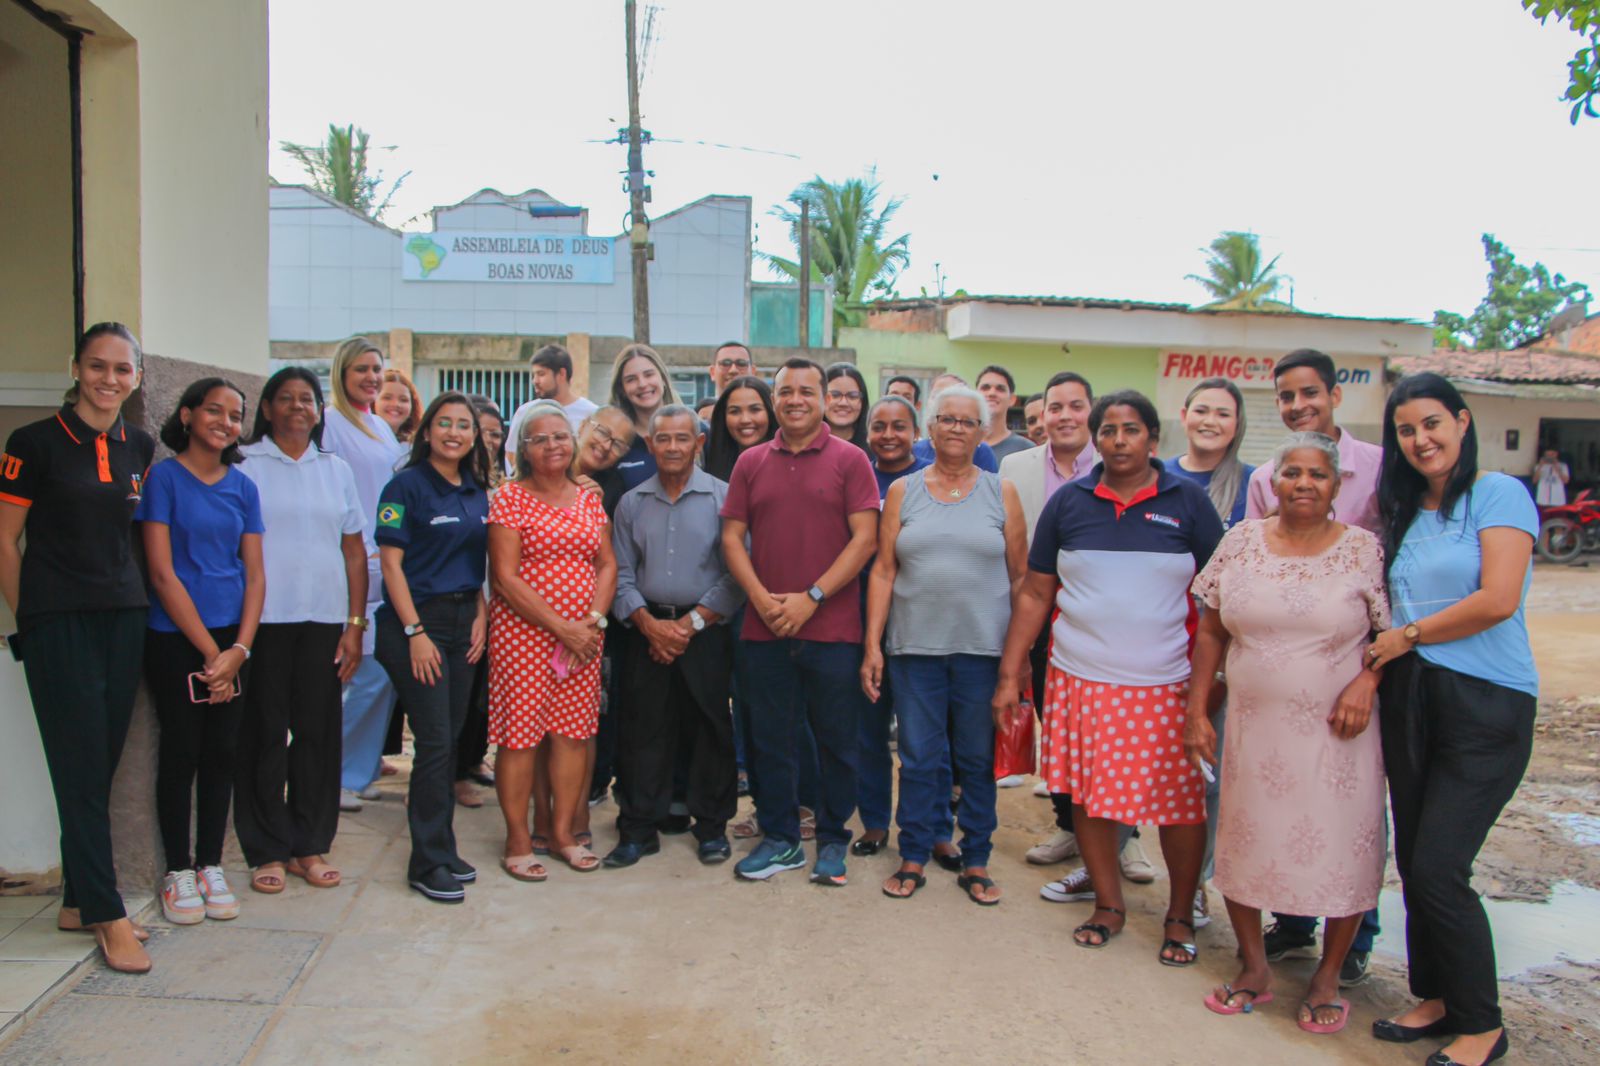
[
  {"x1": 286, "y1": 856, "x2": 341, "y2": 888},
  {"x1": 250, "y1": 863, "x2": 287, "y2": 894},
  {"x1": 58, "y1": 907, "x2": 150, "y2": 942},
  {"x1": 558, "y1": 844, "x2": 600, "y2": 872},
  {"x1": 501, "y1": 854, "x2": 548, "y2": 882},
  {"x1": 92, "y1": 919, "x2": 152, "y2": 974}
]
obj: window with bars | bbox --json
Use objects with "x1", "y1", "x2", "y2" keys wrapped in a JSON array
[{"x1": 432, "y1": 366, "x2": 535, "y2": 418}]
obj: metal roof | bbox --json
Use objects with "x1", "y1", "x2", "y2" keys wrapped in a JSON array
[{"x1": 862, "y1": 294, "x2": 1421, "y2": 325}]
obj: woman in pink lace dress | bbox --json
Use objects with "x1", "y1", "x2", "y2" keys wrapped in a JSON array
[{"x1": 1185, "y1": 432, "x2": 1390, "y2": 1036}]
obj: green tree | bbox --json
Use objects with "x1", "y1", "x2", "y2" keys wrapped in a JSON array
[
  {"x1": 1184, "y1": 231, "x2": 1290, "y2": 310},
  {"x1": 1433, "y1": 233, "x2": 1590, "y2": 348},
  {"x1": 760, "y1": 172, "x2": 911, "y2": 331},
  {"x1": 280, "y1": 124, "x2": 409, "y2": 221},
  {"x1": 1524, "y1": 1, "x2": 1600, "y2": 123}
]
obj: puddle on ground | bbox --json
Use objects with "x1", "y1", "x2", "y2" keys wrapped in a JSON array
[
  {"x1": 1374, "y1": 880, "x2": 1600, "y2": 977},
  {"x1": 1555, "y1": 812, "x2": 1600, "y2": 847}
]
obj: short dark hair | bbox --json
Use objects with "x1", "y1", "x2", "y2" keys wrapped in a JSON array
[
  {"x1": 885, "y1": 375, "x2": 922, "y2": 403},
  {"x1": 1025, "y1": 392, "x2": 1045, "y2": 406},
  {"x1": 162, "y1": 377, "x2": 248, "y2": 464},
  {"x1": 715, "y1": 340, "x2": 751, "y2": 357},
  {"x1": 775, "y1": 356, "x2": 826, "y2": 385},
  {"x1": 1274, "y1": 348, "x2": 1337, "y2": 392},
  {"x1": 1044, "y1": 370, "x2": 1094, "y2": 403},
  {"x1": 977, "y1": 364, "x2": 1016, "y2": 394},
  {"x1": 249, "y1": 366, "x2": 326, "y2": 448},
  {"x1": 530, "y1": 343, "x2": 573, "y2": 382},
  {"x1": 1088, "y1": 389, "x2": 1161, "y2": 441}
]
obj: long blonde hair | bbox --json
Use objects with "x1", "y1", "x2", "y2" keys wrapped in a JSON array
[
  {"x1": 330, "y1": 337, "x2": 385, "y2": 440},
  {"x1": 608, "y1": 343, "x2": 680, "y2": 429}
]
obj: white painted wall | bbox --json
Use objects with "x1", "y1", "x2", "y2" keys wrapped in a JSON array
[
  {"x1": 0, "y1": 655, "x2": 58, "y2": 879},
  {"x1": 1464, "y1": 392, "x2": 1600, "y2": 476},
  {"x1": 270, "y1": 188, "x2": 751, "y2": 345}
]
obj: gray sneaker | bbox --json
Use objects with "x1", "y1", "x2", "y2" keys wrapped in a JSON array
[{"x1": 811, "y1": 841, "x2": 848, "y2": 886}]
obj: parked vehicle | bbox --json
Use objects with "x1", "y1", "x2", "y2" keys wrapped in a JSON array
[{"x1": 1537, "y1": 489, "x2": 1600, "y2": 563}]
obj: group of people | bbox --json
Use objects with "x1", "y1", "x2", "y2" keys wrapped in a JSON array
[{"x1": 5, "y1": 326, "x2": 1535, "y2": 1066}]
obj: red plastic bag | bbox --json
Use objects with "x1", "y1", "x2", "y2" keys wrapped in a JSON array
[{"x1": 994, "y1": 677, "x2": 1036, "y2": 780}]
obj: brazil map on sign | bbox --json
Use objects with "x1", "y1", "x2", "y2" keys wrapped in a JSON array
[{"x1": 406, "y1": 236, "x2": 446, "y2": 277}]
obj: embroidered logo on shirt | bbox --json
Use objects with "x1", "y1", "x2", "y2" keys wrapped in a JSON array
[
  {"x1": 377, "y1": 503, "x2": 405, "y2": 528},
  {"x1": 429, "y1": 515, "x2": 461, "y2": 525},
  {"x1": 127, "y1": 472, "x2": 144, "y2": 502},
  {"x1": 1145, "y1": 512, "x2": 1180, "y2": 529}
]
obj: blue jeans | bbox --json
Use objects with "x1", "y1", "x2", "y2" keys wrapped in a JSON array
[
  {"x1": 889, "y1": 654, "x2": 998, "y2": 867},
  {"x1": 739, "y1": 638, "x2": 861, "y2": 847},
  {"x1": 857, "y1": 664, "x2": 895, "y2": 832},
  {"x1": 1274, "y1": 909, "x2": 1381, "y2": 954},
  {"x1": 340, "y1": 654, "x2": 395, "y2": 792}
]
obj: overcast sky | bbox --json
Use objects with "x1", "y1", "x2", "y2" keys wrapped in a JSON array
[{"x1": 268, "y1": 0, "x2": 1600, "y2": 323}]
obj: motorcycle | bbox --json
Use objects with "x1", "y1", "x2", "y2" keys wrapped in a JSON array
[{"x1": 1536, "y1": 489, "x2": 1600, "y2": 563}]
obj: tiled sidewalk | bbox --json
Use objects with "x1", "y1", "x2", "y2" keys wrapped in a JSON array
[{"x1": 0, "y1": 892, "x2": 152, "y2": 1040}]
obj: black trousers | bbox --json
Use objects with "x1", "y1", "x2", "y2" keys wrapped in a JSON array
[
  {"x1": 146, "y1": 625, "x2": 247, "y2": 871},
  {"x1": 233, "y1": 622, "x2": 343, "y2": 867},
  {"x1": 375, "y1": 593, "x2": 477, "y2": 881},
  {"x1": 1027, "y1": 613, "x2": 1077, "y2": 830},
  {"x1": 592, "y1": 626, "x2": 629, "y2": 795},
  {"x1": 20, "y1": 608, "x2": 145, "y2": 925},
  {"x1": 616, "y1": 615, "x2": 736, "y2": 844},
  {"x1": 455, "y1": 653, "x2": 490, "y2": 781},
  {"x1": 1380, "y1": 655, "x2": 1535, "y2": 1034}
]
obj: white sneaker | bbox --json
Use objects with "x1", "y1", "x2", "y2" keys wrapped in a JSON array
[
  {"x1": 1032, "y1": 780, "x2": 1051, "y2": 797},
  {"x1": 1025, "y1": 829, "x2": 1080, "y2": 865},
  {"x1": 339, "y1": 789, "x2": 364, "y2": 811},
  {"x1": 1120, "y1": 837, "x2": 1156, "y2": 883},
  {"x1": 358, "y1": 784, "x2": 383, "y2": 801},
  {"x1": 1040, "y1": 866, "x2": 1096, "y2": 903},
  {"x1": 1193, "y1": 886, "x2": 1212, "y2": 929},
  {"x1": 996, "y1": 774, "x2": 1025, "y2": 789},
  {"x1": 161, "y1": 869, "x2": 205, "y2": 925},
  {"x1": 196, "y1": 865, "x2": 240, "y2": 920}
]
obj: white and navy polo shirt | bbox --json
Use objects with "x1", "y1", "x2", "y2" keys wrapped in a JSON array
[{"x1": 1027, "y1": 458, "x2": 1224, "y2": 686}]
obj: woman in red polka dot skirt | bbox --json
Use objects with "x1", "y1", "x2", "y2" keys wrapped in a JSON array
[
  {"x1": 993, "y1": 391, "x2": 1224, "y2": 964},
  {"x1": 488, "y1": 403, "x2": 617, "y2": 877}
]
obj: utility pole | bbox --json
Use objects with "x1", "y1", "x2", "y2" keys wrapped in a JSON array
[
  {"x1": 797, "y1": 200, "x2": 810, "y2": 349},
  {"x1": 625, "y1": 0, "x2": 650, "y2": 343}
]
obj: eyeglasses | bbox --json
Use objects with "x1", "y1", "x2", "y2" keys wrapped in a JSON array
[
  {"x1": 523, "y1": 431, "x2": 575, "y2": 448},
  {"x1": 716, "y1": 358, "x2": 752, "y2": 371},
  {"x1": 827, "y1": 390, "x2": 863, "y2": 403},
  {"x1": 586, "y1": 424, "x2": 629, "y2": 454},
  {"x1": 933, "y1": 415, "x2": 980, "y2": 430}
]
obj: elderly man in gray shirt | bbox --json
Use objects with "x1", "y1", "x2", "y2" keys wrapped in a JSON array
[{"x1": 604, "y1": 405, "x2": 745, "y2": 868}]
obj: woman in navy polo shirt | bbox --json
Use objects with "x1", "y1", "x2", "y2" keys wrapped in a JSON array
[
  {"x1": 137, "y1": 378, "x2": 265, "y2": 928},
  {"x1": 993, "y1": 390, "x2": 1222, "y2": 962},
  {"x1": 0, "y1": 323, "x2": 156, "y2": 974},
  {"x1": 373, "y1": 391, "x2": 491, "y2": 904}
]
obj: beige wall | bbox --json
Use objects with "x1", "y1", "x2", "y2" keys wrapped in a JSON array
[
  {"x1": 1464, "y1": 392, "x2": 1600, "y2": 476},
  {"x1": 0, "y1": 2, "x2": 76, "y2": 380}
]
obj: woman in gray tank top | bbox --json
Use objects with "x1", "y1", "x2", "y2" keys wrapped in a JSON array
[{"x1": 861, "y1": 385, "x2": 1028, "y2": 905}]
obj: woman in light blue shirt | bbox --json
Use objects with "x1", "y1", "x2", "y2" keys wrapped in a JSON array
[{"x1": 1367, "y1": 373, "x2": 1536, "y2": 1066}]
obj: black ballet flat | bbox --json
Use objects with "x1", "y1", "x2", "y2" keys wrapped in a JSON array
[
  {"x1": 1424, "y1": 1030, "x2": 1508, "y2": 1066},
  {"x1": 1372, "y1": 1016, "x2": 1456, "y2": 1043}
]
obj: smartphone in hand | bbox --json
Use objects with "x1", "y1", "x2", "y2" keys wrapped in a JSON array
[{"x1": 188, "y1": 671, "x2": 242, "y2": 704}]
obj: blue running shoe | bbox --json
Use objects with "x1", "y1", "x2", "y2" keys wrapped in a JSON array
[
  {"x1": 735, "y1": 838, "x2": 806, "y2": 881},
  {"x1": 811, "y1": 841, "x2": 848, "y2": 886}
]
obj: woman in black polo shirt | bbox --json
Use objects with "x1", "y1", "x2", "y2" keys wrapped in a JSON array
[
  {"x1": 0, "y1": 323, "x2": 156, "y2": 974},
  {"x1": 373, "y1": 391, "x2": 492, "y2": 904}
]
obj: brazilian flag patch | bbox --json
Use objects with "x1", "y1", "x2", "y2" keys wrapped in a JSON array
[{"x1": 377, "y1": 503, "x2": 405, "y2": 528}]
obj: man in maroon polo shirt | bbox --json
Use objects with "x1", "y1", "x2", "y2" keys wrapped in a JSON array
[{"x1": 720, "y1": 357, "x2": 879, "y2": 884}]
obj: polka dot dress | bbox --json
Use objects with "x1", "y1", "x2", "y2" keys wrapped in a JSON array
[
  {"x1": 487, "y1": 482, "x2": 607, "y2": 750},
  {"x1": 1041, "y1": 665, "x2": 1203, "y2": 826}
]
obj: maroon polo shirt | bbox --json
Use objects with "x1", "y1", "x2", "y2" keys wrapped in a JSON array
[{"x1": 721, "y1": 423, "x2": 880, "y2": 643}]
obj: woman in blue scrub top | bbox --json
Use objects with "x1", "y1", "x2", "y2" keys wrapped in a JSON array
[
  {"x1": 1367, "y1": 373, "x2": 1538, "y2": 1066},
  {"x1": 373, "y1": 391, "x2": 492, "y2": 904}
]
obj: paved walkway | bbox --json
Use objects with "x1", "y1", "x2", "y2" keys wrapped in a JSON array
[{"x1": 0, "y1": 781, "x2": 1420, "y2": 1065}]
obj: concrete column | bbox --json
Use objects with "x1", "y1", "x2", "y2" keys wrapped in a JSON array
[
  {"x1": 388, "y1": 328, "x2": 414, "y2": 378},
  {"x1": 566, "y1": 332, "x2": 592, "y2": 400}
]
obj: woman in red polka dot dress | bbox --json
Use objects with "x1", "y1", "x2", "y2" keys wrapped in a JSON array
[
  {"x1": 993, "y1": 391, "x2": 1224, "y2": 963},
  {"x1": 488, "y1": 403, "x2": 616, "y2": 878}
]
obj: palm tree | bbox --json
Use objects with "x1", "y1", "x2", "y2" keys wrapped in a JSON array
[
  {"x1": 280, "y1": 124, "x2": 409, "y2": 221},
  {"x1": 761, "y1": 172, "x2": 911, "y2": 331},
  {"x1": 1185, "y1": 231, "x2": 1290, "y2": 310}
]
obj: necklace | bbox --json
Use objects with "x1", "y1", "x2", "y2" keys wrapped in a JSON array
[{"x1": 932, "y1": 466, "x2": 976, "y2": 498}]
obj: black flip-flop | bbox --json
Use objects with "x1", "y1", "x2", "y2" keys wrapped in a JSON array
[
  {"x1": 957, "y1": 873, "x2": 1001, "y2": 906},
  {"x1": 1159, "y1": 914, "x2": 1199, "y2": 967},
  {"x1": 1073, "y1": 905, "x2": 1126, "y2": 948},
  {"x1": 881, "y1": 871, "x2": 926, "y2": 899},
  {"x1": 851, "y1": 835, "x2": 888, "y2": 857},
  {"x1": 932, "y1": 850, "x2": 962, "y2": 873}
]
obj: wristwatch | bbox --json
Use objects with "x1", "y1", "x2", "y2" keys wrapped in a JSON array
[
  {"x1": 1402, "y1": 622, "x2": 1421, "y2": 645},
  {"x1": 807, "y1": 584, "x2": 825, "y2": 605},
  {"x1": 589, "y1": 611, "x2": 609, "y2": 630},
  {"x1": 404, "y1": 622, "x2": 426, "y2": 638},
  {"x1": 688, "y1": 610, "x2": 707, "y2": 633}
]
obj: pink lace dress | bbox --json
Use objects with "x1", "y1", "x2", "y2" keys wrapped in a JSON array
[{"x1": 1191, "y1": 520, "x2": 1391, "y2": 917}]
